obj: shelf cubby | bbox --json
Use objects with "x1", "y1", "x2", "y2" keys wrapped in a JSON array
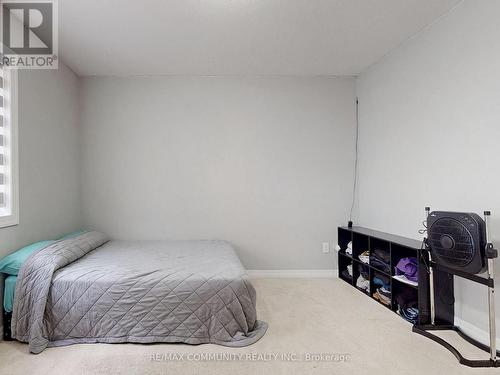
[
  {"x1": 370, "y1": 270, "x2": 393, "y2": 310},
  {"x1": 338, "y1": 253, "x2": 353, "y2": 285},
  {"x1": 338, "y1": 228, "x2": 352, "y2": 252},
  {"x1": 352, "y1": 232, "x2": 369, "y2": 260},
  {"x1": 352, "y1": 261, "x2": 370, "y2": 295},
  {"x1": 337, "y1": 226, "x2": 429, "y2": 325}
]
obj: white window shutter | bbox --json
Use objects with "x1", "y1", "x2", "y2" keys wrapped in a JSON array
[
  {"x1": 0, "y1": 69, "x2": 4, "y2": 208},
  {"x1": 0, "y1": 67, "x2": 19, "y2": 224}
]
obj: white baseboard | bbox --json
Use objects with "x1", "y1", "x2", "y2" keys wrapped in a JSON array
[
  {"x1": 246, "y1": 269, "x2": 337, "y2": 279},
  {"x1": 454, "y1": 317, "x2": 500, "y2": 349}
]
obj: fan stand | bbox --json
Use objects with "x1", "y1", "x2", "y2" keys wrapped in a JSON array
[{"x1": 413, "y1": 209, "x2": 499, "y2": 368}]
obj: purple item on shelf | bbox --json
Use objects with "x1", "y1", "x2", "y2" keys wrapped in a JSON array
[{"x1": 395, "y1": 257, "x2": 418, "y2": 282}]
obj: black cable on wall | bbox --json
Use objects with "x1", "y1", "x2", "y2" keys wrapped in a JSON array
[{"x1": 349, "y1": 97, "x2": 359, "y2": 226}]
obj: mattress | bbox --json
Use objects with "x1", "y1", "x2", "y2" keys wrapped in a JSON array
[
  {"x1": 3, "y1": 275, "x2": 17, "y2": 313},
  {"x1": 11, "y1": 232, "x2": 267, "y2": 353}
]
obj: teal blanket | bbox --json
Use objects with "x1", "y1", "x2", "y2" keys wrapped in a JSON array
[{"x1": 4, "y1": 275, "x2": 17, "y2": 312}]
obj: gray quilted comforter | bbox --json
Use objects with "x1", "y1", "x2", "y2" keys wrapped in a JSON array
[{"x1": 12, "y1": 232, "x2": 267, "y2": 353}]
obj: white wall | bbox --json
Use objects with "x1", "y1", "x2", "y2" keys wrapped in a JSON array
[
  {"x1": 0, "y1": 64, "x2": 82, "y2": 256},
  {"x1": 0, "y1": 63, "x2": 82, "y2": 335},
  {"x1": 356, "y1": 0, "x2": 500, "y2": 344},
  {"x1": 80, "y1": 76, "x2": 355, "y2": 270}
]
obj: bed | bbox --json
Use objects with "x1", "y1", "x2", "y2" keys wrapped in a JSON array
[{"x1": 9, "y1": 231, "x2": 267, "y2": 353}]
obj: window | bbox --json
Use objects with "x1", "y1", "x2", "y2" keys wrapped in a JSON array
[{"x1": 0, "y1": 66, "x2": 18, "y2": 228}]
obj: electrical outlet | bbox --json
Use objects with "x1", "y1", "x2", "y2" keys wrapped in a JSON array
[{"x1": 322, "y1": 242, "x2": 330, "y2": 254}]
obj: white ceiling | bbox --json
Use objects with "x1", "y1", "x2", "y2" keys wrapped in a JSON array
[{"x1": 59, "y1": 0, "x2": 462, "y2": 76}]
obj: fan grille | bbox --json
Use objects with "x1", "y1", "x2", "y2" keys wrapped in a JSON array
[{"x1": 429, "y1": 217, "x2": 475, "y2": 267}]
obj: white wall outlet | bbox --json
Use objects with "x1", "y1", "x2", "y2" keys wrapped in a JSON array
[{"x1": 322, "y1": 242, "x2": 330, "y2": 254}]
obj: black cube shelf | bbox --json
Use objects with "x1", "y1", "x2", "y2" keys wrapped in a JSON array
[{"x1": 338, "y1": 226, "x2": 431, "y2": 325}]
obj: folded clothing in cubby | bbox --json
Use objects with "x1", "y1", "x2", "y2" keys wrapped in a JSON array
[
  {"x1": 372, "y1": 274, "x2": 390, "y2": 290},
  {"x1": 356, "y1": 275, "x2": 369, "y2": 292},
  {"x1": 398, "y1": 307, "x2": 418, "y2": 324},
  {"x1": 341, "y1": 270, "x2": 352, "y2": 282},
  {"x1": 378, "y1": 287, "x2": 391, "y2": 299},
  {"x1": 341, "y1": 263, "x2": 354, "y2": 281},
  {"x1": 358, "y1": 250, "x2": 370, "y2": 264},
  {"x1": 369, "y1": 248, "x2": 391, "y2": 273},
  {"x1": 394, "y1": 257, "x2": 418, "y2": 282},
  {"x1": 346, "y1": 241, "x2": 353, "y2": 256},
  {"x1": 373, "y1": 289, "x2": 391, "y2": 306},
  {"x1": 342, "y1": 270, "x2": 352, "y2": 281},
  {"x1": 355, "y1": 263, "x2": 370, "y2": 292},
  {"x1": 372, "y1": 273, "x2": 391, "y2": 306},
  {"x1": 357, "y1": 263, "x2": 369, "y2": 279},
  {"x1": 395, "y1": 286, "x2": 418, "y2": 323}
]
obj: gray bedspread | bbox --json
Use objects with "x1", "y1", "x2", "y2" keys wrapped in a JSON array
[{"x1": 11, "y1": 232, "x2": 267, "y2": 353}]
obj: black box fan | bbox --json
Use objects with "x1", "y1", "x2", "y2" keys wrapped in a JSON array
[
  {"x1": 416, "y1": 208, "x2": 499, "y2": 367},
  {"x1": 427, "y1": 211, "x2": 487, "y2": 274}
]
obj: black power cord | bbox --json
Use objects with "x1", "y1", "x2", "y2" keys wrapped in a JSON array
[{"x1": 348, "y1": 97, "x2": 359, "y2": 228}]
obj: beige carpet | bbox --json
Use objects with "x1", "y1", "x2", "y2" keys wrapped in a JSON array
[{"x1": 0, "y1": 278, "x2": 497, "y2": 375}]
